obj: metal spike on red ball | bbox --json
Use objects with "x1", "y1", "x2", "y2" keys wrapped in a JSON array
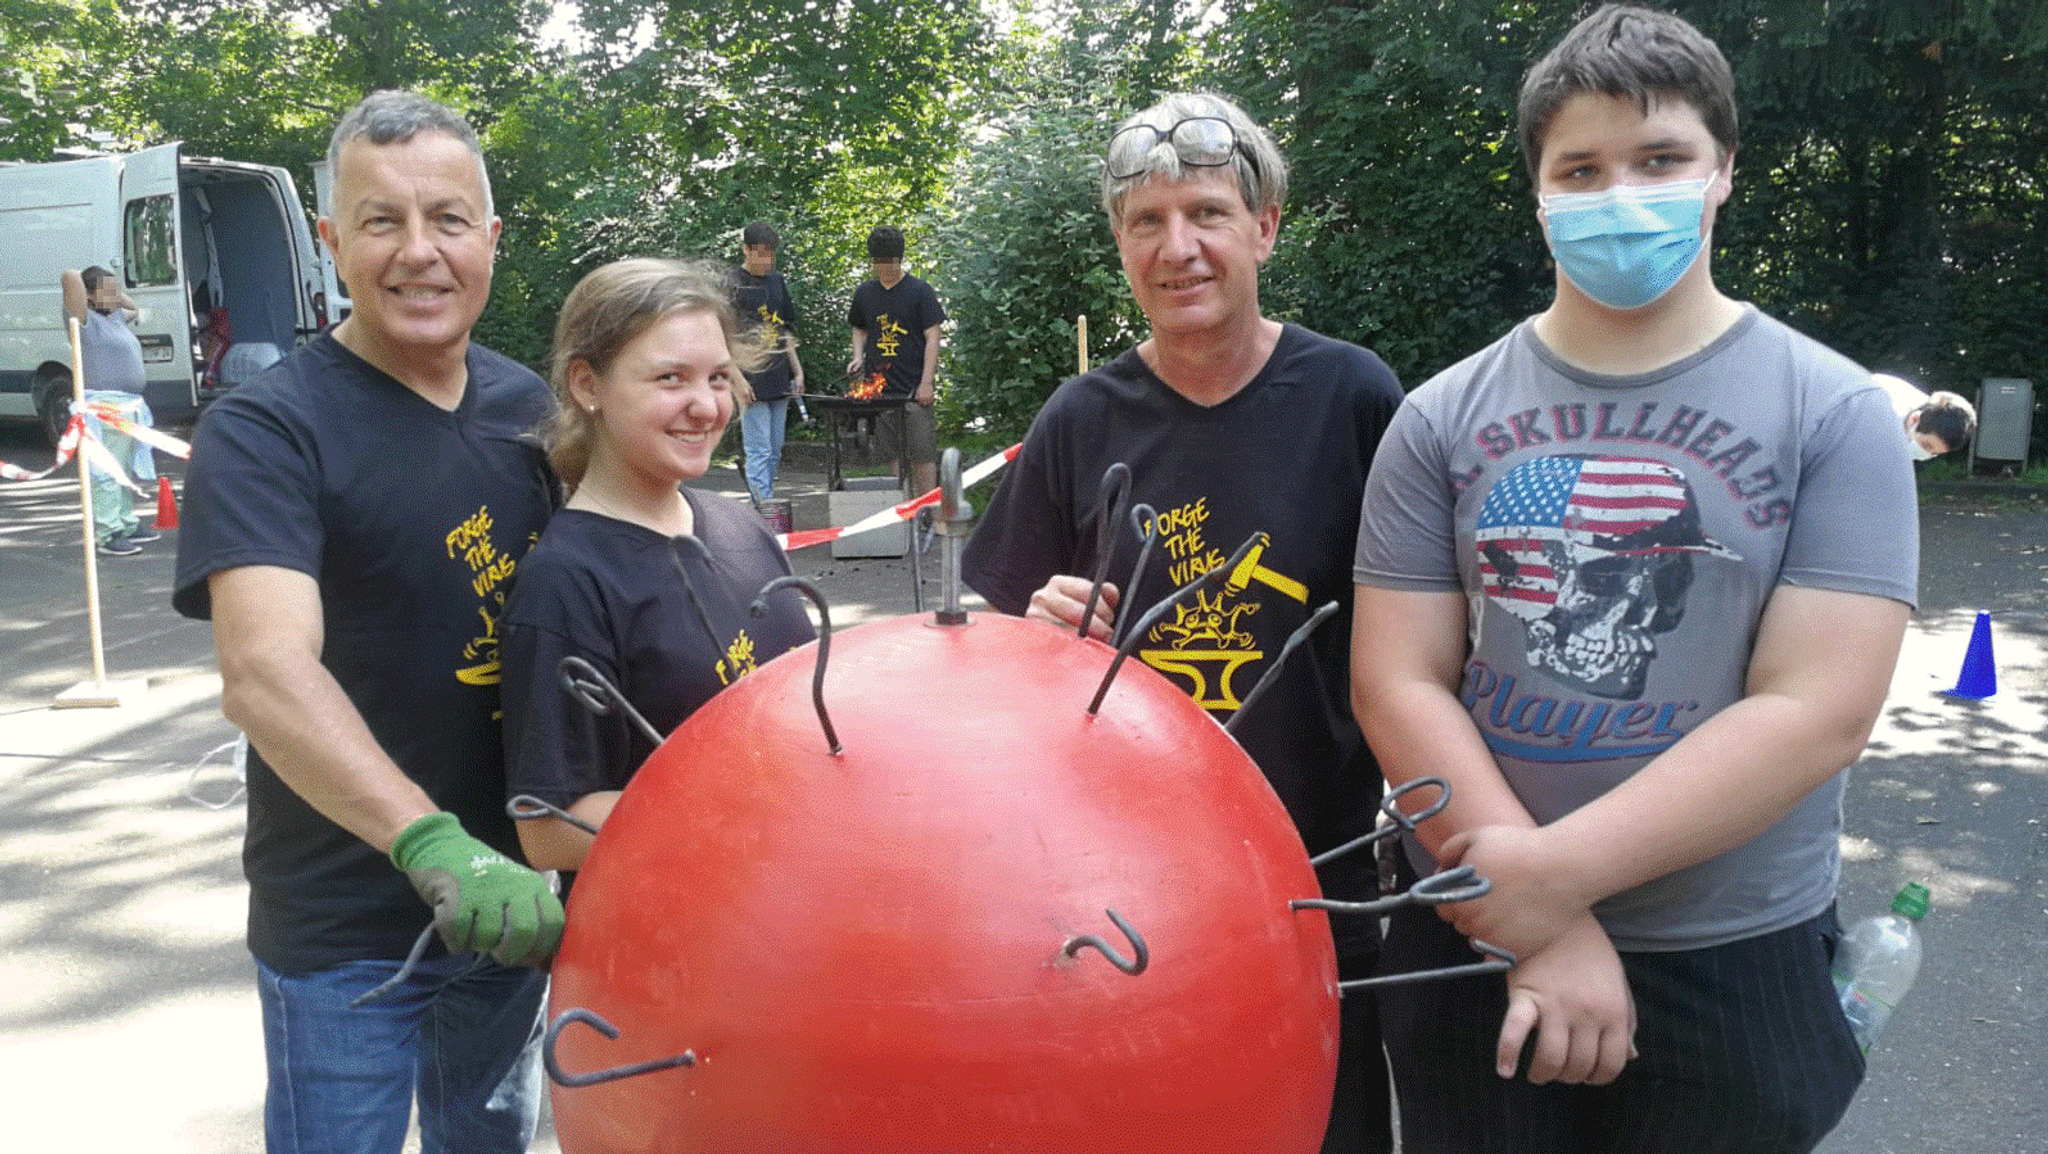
[{"x1": 534, "y1": 452, "x2": 1485, "y2": 1154}]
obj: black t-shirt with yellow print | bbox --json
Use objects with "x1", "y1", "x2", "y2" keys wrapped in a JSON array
[
  {"x1": 500, "y1": 496, "x2": 814, "y2": 812},
  {"x1": 962, "y1": 324, "x2": 1403, "y2": 955},
  {"x1": 174, "y1": 332, "x2": 557, "y2": 972}
]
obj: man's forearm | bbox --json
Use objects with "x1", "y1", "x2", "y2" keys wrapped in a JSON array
[
  {"x1": 921, "y1": 326, "x2": 942, "y2": 391},
  {"x1": 1351, "y1": 585, "x2": 1537, "y2": 858},
  {"x1": 224, "y1": 653, "x2": 437, "y2": 854},
  {"x1": 212, "y1": 567, "x2": 437, "y2": 854},
  {"x1": 1538, "y1": 590, "x2": 1907, "y2": 904}
]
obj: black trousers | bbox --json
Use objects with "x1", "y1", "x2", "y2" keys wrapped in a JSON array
[{"x1": 1377, "y1": 901, "x2": 1864, "y2": 1154}]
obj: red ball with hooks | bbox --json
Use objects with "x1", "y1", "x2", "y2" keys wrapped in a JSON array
[{"x1": 546, "y1": 610, "x2": 1338, "y2": 1154}]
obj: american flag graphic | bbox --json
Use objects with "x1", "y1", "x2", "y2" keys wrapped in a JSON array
[{"x1": 1474, "y1": 455, "x2": 1704, "y2": 612}]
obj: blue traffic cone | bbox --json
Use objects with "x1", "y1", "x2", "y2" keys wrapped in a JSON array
[{"x1": 1943, "y1": 611, "x2": 1997, "y2": 700}]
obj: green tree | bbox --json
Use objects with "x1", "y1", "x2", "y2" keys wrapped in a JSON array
[
  {"x1": 473, "y1": 0, "x2": 994, "y2": 374},
  {"x1": 1207, "y1": 0, "x2": 1571, "y2": 385},
  {"x1": 1677, "y1": 0, "x2": 2048, "y2": 420},
  {"x1": 1200, "y1": 0, "x2": 2048, "y2": 455},
  {"x1": 932, "y1": 94, "x2": 1138, "y2": 441},
  {"x1": 0, "y1": 0, "x2": 126, "y2": 160},
  {"x1": 924, "y1": 0, "x2": 1216, "y2": 445}
]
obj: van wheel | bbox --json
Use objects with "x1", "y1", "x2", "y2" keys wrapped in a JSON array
[{"x1": 33, "y1": 371, "x2": 73, "y2": 447}]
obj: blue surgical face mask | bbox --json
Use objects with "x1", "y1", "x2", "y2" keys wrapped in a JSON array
[{"x1": 1541, "y1": 177, "x2": 1712, "y2": 311}]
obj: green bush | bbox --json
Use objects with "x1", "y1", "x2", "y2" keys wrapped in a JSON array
[{"x1": 932, "y1": 97, "x2": 1144, "y2": 446}]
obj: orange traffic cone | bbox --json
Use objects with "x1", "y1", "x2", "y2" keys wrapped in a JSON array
[{"x1": 154, "y1": 474, "x2": 179, "y2": 530}]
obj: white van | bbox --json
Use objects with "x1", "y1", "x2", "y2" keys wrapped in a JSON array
[{"x1": 0, "y1": 142, "x2": 336, "y2": 443}]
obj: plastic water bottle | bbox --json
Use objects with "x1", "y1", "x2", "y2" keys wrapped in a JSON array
[{"x1": 1833, "y1": 882, "x2": 1930, "y2": 1053}]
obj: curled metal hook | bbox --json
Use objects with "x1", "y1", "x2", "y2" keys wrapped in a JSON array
[
  {"x1": 1086, "y1": 533, "x2": 1264, "y2": 716},
  {"x1": 1405, "y1": 865, "x2": 1495, "y2": 906},
  {"x1": 751, "y1": 575, "x2": 841, "y2": 755},
  {"x1": 1337, "y1": 937, "x2": 1516, "y2": 992},
  {"x1": 544, "y1": 1008, "x2": 697, "y2": 1088},
  {"x1": 1308, "y1": 777, "x2": 1452, "y2": 868},
  {"x1": 1380, "y1": 775, "x2": 1451, "y2": 831},
  {"x1": 507, "y1": 793, "x2": 601, "y2": 837},
  {"x1": 1081, "y1": 463, "x2": 1133, "y2": 640},
  {"x1": 1225, "y1": 600, "x2": 1340, "y2": 736},
  {"x1": 1290, "y1": 863, "x2": 1491, "y2": 919},
  {"x1": 1061, "y1": 907, "x2": 1149, "y2": 975},
  {"x1": 558, "y1": 655, "x2": 666, "y2": 749},
  {"x1": 351, "y1": 923, "x2": 437, "y2": 1007},
  {"x1": 1111, "y1": 503, "x2": 1159, "y2": 647}
]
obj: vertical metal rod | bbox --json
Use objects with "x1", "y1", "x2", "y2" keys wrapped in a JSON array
[
  {"x1": 909, "y1": 506, "x2": 932, "y2": 614},
  {"x1": 1111, "y1": 503, "x2": 1159, "y2": 648},
  {"x1": 1087, "y1": 534, "x2": 1262, "y2": 716},
  {"x1": 1080, "y1": 462, "x2": 1131, "y2": 640},
  {"x1": 67, "y1": 319, "x2": 108, "y2": 685},
  {"x1": 934, "y1": 447, "x2": 970, "y2": 625}
]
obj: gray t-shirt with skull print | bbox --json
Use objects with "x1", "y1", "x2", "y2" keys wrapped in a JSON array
[{"x1": 1354, "y1": 305, "x2": 1918, "y2": 951}]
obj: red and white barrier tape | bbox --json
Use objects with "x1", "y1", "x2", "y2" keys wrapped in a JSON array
[
  {"x1": 8, "y1": 411, "x2": 1017, "y2": 556},
  {"x1": 0, "y1": 415, "x2": 85, "y2": 481},
  {"x1": 89, "y1": 400, "x2": 192, "y2": 461},
  {"x1": 775, "y1": 443, "x2": 1021, "y2": 553},
  {"x1": 0, "y1": 402, "x2": 191, "y2": 486}
]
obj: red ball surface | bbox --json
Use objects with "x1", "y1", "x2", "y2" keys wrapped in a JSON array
[{"x1": 548, "y1": 612, "x2": 1337, "y2": 1153}]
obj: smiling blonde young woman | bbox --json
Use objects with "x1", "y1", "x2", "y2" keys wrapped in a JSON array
[{"x1": 499, "y1": 258, "x2": 812, "y2": 874}]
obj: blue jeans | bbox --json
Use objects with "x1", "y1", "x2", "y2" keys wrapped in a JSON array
[
  {"x1": 256, "y1": 951, "x2": 547, "y2": 1154},
  {"x1": 741, "y1": 396, "x2": 790, "y2": 502}
]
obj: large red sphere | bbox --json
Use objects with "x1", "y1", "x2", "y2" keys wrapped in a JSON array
[{"x1": 548, "y1": 611, "x2": 1337, "y2": 1153}]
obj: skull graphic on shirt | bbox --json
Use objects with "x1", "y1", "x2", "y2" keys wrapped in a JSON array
[{"x1": 1474, "y1": 455, "x2": 1738, "y2": 699}]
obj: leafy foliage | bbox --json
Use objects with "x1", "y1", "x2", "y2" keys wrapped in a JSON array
[
  {"x1": 933, "y1": 96, "x2": 1137, "y2": 438},
  {"x1": 0, "y1": 0, "x2": 125, "y2": 159}
]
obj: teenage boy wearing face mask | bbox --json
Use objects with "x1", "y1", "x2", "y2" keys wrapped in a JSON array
[{"x1": 1351, "y1": 6, "x2": 1916, "y2": 1151}]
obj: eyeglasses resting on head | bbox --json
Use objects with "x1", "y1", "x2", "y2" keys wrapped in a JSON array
[{"x1": 1104, "y1": 116, "x2": 1256, "y2": 181}]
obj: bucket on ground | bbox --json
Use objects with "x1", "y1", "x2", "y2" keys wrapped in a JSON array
[{"x1": 755, "y1": 498, "x2": 793, "y2": 536}]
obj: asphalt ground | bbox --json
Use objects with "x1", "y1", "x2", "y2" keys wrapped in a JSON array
[{"x1": 1, "y1": 418, "x2": 2042, "y2": 1152}]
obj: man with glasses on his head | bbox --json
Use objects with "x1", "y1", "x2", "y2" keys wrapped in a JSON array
[{"x1": 962, "y1": 91, "x2": 1404, "y2": 1154}]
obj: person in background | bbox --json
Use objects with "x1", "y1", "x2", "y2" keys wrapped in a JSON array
[
  {"x1": 1351, "y1": 7, "x2": 1915, "y2": 1150},
  {"x1": 501, "y1": 257, "x2": 814, "y2": 872},
  {"x1": 962, "y1": 91, "x2": 1405, "y2": 1154},
  {"x1": 846, "y1": 225, "x2": 945, "y2": 495},
  {"x1": 173, "y1": 89, "x2": 562, "y2": 1154},
  {"x1": 1873, "y1": 372, "x2": 1977, "y2": 460},
  {"x1": 731, "y1": 221, "x2": 806, "y2": 505},
  {"x1": 61, "y1": 265, "x2": 160, "y2": 556}
]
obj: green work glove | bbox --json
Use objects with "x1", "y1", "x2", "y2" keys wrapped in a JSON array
[{"x1": 389, "y1": 811, "x2": 564, "y2": 968}]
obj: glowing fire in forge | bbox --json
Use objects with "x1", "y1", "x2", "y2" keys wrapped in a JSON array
[
  {"x1": 545, "y1": 612, "x2": 1339, "y2": 1154},
  {"x1": 846, "y1": 371, "x2": 888, "y2": 400}
]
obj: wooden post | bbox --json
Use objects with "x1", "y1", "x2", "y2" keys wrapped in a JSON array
[
  {"x1": 55, "y1": 315, "x2": 145, "y2": 708},
  {"x1": 1077, "y1": 314, "x2": 1088, "y2": 374}
]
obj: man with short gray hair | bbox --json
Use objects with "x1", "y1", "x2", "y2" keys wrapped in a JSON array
[
  {"x1": 175, "y1": 89, "x2": 560, "y2": 1153},
  {"x1": 964, "y1": 91, "x2": 1404, "y2": 1153}
]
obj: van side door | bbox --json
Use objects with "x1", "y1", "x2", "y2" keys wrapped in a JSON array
[{"x1": 116, "y1": 142, "x2": 198, "y2": 417}]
